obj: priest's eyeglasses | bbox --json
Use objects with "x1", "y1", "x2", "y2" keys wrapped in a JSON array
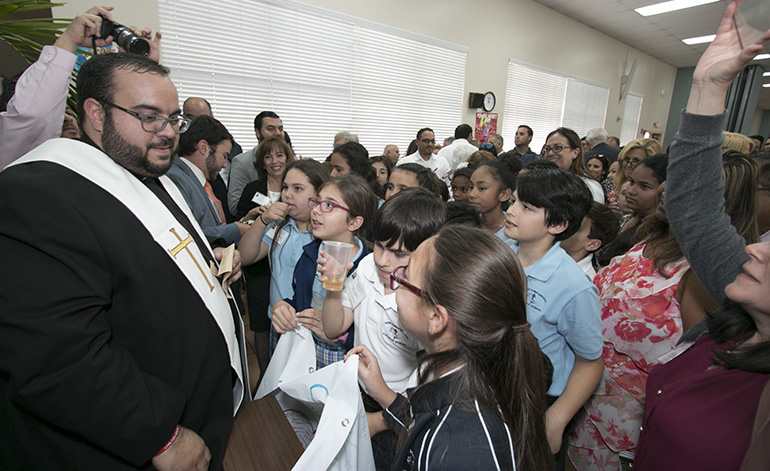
[
  {"x1": 390, "y1": 266, "x2": 423, "y2": 297},
  {"x1": 101, "y1": 101, "x2": 192, "y2": 134},
  {"x1": 308, "y1": 198, "x2": 350, "y2": 213}
]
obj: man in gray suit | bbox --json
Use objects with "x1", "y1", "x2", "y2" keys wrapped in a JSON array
[{"x1": 167, "y1": 115, "x2": 249, "y2": 246}]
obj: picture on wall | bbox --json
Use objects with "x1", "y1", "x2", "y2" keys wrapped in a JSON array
[{"x1": 475, "y1": 112, "x2": 498, "y2": 143}]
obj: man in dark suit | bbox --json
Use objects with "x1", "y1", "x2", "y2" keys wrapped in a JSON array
[
  {"x1": 0, "y1": 52, "x2": 247, "y2": 470},
  {"x1": 183, "y1": 97, "x2": 242, "y2": 223},
  {"x1": 166, "y1": 115, "x2": 249, "y2": 246},
  {"x1": 584, "y1": 127, "x2": 620, "y2": 163}
]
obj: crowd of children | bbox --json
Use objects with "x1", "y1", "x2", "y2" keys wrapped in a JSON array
[{"x1": 231, "y1": 6, "x2": 770, "y2": 469}]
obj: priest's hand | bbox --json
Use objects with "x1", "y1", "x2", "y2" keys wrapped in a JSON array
[
  {"x1": 151, "y1": 426, "x2": 210, "y2": 471},
  {"x1": 212, "y1": 246, "x2": 242, "y2": 284}
]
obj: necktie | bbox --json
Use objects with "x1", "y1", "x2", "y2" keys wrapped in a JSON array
[{"x1": 204, "y1": 181, "x2": 226, "y2": 225}]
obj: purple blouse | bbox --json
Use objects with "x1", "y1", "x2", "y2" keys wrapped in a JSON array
[{"x1": 635, "y1": 334, "x2": 769, "y2": 470}]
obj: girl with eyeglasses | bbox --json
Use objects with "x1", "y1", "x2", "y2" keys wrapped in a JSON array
[
  {"x1": 345, "y1": 226, "x2": 553, "y2": 470},
  {"x1": 271, "y1": 174, "x2": 377, "y2": 369},
  {"x1": 238, "y1": 159, "x2": 329, "y2": 354},
  {"x1": 317, "y1": 188, "x2": 447, "y2": 468}
]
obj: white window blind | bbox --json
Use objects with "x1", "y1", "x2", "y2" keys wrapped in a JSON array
[
  {"x1": 620, "y1": 92, "x2": 643, "y2": 146},
  {"x1": 157, "y1": 0, "x2": 468, "y2": 160},
  {"x1": 502, "y1": 60, "x2": 609, "y2": 153}
]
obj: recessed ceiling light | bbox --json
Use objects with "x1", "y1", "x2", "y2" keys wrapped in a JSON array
[
  {"x1": 635, "y1": 0, "x2": 719, "y2": 17},
  {"x1": 682, "y1": 34, "x2": 716, "y2": 45},
  {"x1": 754, "y1": 54, "x2": 770, "y2": 61}
]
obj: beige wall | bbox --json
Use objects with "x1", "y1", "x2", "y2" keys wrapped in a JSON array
[
  {"x1": 55, "y1": 0, "x2": 676, "y2": 144},
  {"x1": 53, "y1": 2, "x2": 160, "y2": 40}
]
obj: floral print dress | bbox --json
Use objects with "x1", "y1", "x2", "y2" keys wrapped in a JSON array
[{"x1": 567, "y1": 240, "x2": 689, "y2": 471}]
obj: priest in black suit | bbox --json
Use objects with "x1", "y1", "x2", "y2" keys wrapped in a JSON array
[{"x1": 0, "y1": 52, "x2": 248, "y2": 470}]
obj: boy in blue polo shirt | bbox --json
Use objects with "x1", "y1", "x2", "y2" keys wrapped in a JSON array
[{"x1": 504, "y1": 167, "x2": 602, "y2": 469}]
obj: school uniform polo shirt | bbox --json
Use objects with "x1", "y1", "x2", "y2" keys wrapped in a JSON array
[
  {"x1": 494, "y1": 226, "x2": 518, "y2": 250},
  {"x1": 521, "y1": 242, "x2": 602, "y2": 396},
  {"x1": 342, "y1": 253, "x2": 420, "y2": 393},
  {"x1": 262, "y1": 219, "x2": 314, "y2": 319}
]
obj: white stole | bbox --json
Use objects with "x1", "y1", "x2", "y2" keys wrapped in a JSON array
[{"x1": 11, "y1": 138, "x2": 246, "y2": 414}]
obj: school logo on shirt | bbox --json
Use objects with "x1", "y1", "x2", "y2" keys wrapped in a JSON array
[
  {"x1": 382, "y1": 321, "x2": 411, "y2": 348},
  {"x1": 527, "y1": 288, "x2": 547, "y2": 312}
]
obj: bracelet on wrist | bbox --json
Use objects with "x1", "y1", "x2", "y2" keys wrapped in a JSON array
[
  {"x1": 155, "y1": 425, "x2": 180, "y2": 457},
  {"x1": 258, "y1": 213, "x2": 268, "y2": 225}
]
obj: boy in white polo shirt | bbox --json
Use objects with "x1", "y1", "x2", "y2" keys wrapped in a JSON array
[{"x1": 320, "y1": 188, "x2": 448, "y2": 395}]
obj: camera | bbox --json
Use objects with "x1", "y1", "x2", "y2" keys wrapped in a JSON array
[{"x1": 98, "y1": 15, "x2": 150, "y2": 56}]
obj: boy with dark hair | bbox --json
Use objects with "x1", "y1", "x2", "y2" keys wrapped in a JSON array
[
  {"x1": 560, "y1": 202, "x2": 621, "y2": 278},
  {"x1": 320, "y1": 187, "x2": 447, "y2": 469},
  {"x1": 504, "y1": 167, "x2": 602, "y2": 470},
  {"x1": 445, "y1": 201, "x2": 483, "y2": 227},
  {"x1": 321, "y1": 187, "x2": 448, "y2": 392}
]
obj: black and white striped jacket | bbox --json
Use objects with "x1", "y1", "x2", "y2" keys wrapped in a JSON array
[{"x1": 384, "y1": 372, "x2": 517, "y2": 471}]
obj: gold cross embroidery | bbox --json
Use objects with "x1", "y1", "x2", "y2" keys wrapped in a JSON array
[{"x1": 168, "y1": 228, "x2": 214, "y2": 291}]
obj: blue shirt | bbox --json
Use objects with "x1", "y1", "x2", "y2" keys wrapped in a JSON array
[
  {"x1": 494, "y1": 226, "x2": 518, "y2": 250},
  {"x1": 262, "y1": 219, "x2": 313, "y2": 319},
  {"x1": 520, "y1": 242, "x2": 602, "y2": 396}
]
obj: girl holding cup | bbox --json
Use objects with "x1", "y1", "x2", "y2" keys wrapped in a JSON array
[{"x1": 271, "y1": 174, "x2": 378, "y2": 368}]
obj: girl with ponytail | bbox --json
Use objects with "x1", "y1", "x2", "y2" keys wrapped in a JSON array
[{"x1": 346, "y1": 225, "x2": 553, "y2": 470}]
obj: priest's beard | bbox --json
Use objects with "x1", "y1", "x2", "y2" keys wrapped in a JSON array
[{"x1": 101, "y1": 112, "x2": 175, "y2": 178}]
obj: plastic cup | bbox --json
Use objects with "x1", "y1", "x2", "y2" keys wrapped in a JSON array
[{"x1": 322, "y1": 241, "x2": 354, "y2": 291}]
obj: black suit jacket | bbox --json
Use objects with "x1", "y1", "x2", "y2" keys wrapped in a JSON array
[{"x1": 0, "y1": 162, "x2": 235, "y2": 470}]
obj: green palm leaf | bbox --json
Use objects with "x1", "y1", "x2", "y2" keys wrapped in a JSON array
[{"x1": 0, "y1": 0, "x2": 67, "y2": 64}]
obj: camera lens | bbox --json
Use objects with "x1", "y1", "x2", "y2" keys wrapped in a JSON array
[
  {"x1": 98, "y1": 16, "x2": 150, "y2": 57},
  {"x1": 113, "y1": 25, "x2": 150, "y2": 56}
]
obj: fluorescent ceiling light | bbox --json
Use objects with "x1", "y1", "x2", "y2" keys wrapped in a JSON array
[
  {"x1": 635, "y1": 0, "x2": 719, "y2": 17},
  {"x1": 754, "y1": 54, "x2": 770, "y2": 61},
  {"x1": 763, "y1": 83, "x2": 770, "y2": 88},
  {"x1": 682, "y1": 34, "x2": 716, "y2": 45},
  {"x1": 764, "y1": 72, "x2": 770, "y2": 76}
]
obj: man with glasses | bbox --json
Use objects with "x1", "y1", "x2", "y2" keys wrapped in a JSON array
[
  {"x1": 0, "y1": 52, "x2": 248, "y2": 471},
  {"x1": 396, "y1": 127, "x2": 450, "y2": 182}
]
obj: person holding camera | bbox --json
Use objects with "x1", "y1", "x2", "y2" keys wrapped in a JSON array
[
  {"x1": 0, "y1": 13, "x2": 248, "y2": 471},
  {"x1": 0, "y1": 5, "x2": 162, "y2": 169}
]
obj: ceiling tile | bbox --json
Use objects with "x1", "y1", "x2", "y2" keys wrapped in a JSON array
[{"x1": 531, "y1": 0, "x2": 769, "y2": 106}]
